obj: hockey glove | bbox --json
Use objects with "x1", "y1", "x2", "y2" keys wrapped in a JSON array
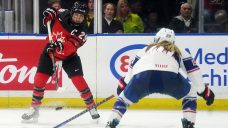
[
  {"x1": 117, "y1": 77, "x2": 127, "y2": 95},
  {"x1": 197, "y1": 83, "x2": 215, "y2": 106},
  {"x1": 47, "y1": 40, "x2": 63, "y2": 53},
  {"x1": 43, "y1": 7, "x2": 57, "y2": 26}
]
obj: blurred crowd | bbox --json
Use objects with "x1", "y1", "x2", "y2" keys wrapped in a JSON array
[{"x1": 39, "y1": 0, "x2": 228, "y2": 34}]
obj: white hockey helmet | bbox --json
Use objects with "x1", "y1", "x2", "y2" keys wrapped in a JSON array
[{"x1": 154, "y1": 28, "x2": 175, "y2": 44}]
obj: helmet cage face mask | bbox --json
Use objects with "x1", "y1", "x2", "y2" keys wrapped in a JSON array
[
  {"x1": 71, "y1": 1, "x2": 87, "y2": 26},
  {"x1": 154, "y1": 28, "x2": 175, "y2": 44}
]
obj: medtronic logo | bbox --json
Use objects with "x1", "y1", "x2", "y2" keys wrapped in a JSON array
[
  {"x1": 186, "y1": 47, "x2": 228, "y2": 65},
  {"x1": 186, "y1": 47, "x2": 228, "y2": 86},
  {"x1": 110, "y1": 44, "x2": 147, "y2": 79}
]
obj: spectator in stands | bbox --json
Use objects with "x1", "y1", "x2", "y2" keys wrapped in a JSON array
[
  {"x1": 116, "y1": 0, "x2": 144, "y2": 33},
  {"x1": 40, "y1": 0, "x2": 65, "y2": 34},
  {"x1": 88, "y1": 3, "x2": 124, "y2": 33},
  {"x1": 169, "y1": 3, "x2": 197, "y2": 33},
  {"x1": 48, "y1": 0, "x2": 65, "y2": 12},
  {"x1": 144, "y1": 11, "x2": 160, "y2": 33},
  {"x1": 214, "y1": 9, "x2": 227, "y2": 24},
  {"x1": 204, "y1": 0, "x2": 226, "y2": 24},
  {"x1": 130, "y1": 0, "x2": 145, "y2": 21},
  {"x1": 206, "y1": 9, "x2": 228, "y2": 33},
  {"x1": 86, "y1": 0, "x2": 94, "y2": 28},
  {"x1": 102, "y1": 3, "x2": 124, "y2": 33}
]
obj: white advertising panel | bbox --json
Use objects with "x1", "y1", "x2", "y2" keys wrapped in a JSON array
[{"x1": 0, "y1": 35, "x2": 227, "y2": 99}]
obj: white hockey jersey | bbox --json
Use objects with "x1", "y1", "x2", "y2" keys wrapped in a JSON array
[{"x1": 124, "y1": 45, "x2": 205, "y2": 93}]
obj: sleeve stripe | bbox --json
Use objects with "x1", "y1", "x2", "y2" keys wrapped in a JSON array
[
  {"x1": 187, "y1": 67, "x2": 200, "y2": 73},
  {"x1": 183, "y1": 110, "x2": 196, "y2": 113},
  {"x1": 184, "y1": 97, "x2": 197, "y2": 99},
  {"x1": 183, "y1": 57, "x2": 192, "y2": 61},
  {"x1": 183, "y1": 57, "x2": 199, "y2": 73},
  {"x1": 130, "y1": 56, "x2": 140, "y2": 68},
  {"x1": 135, "y1": 55, "x2": 140, "y2": 59}
]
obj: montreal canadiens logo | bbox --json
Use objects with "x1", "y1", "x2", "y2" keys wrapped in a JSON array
[{"x1": 110, "y1": 44, "x2": 147, "y2": 79}]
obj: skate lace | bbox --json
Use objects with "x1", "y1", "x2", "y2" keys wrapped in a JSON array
[{"x1": 22, "y1": 107, "x2": 39, "y2": 119}]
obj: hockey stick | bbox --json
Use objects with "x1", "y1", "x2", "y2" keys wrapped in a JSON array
[
  {"x1": 53, "y1": 94, "x2": 115, "y2": 128},
  {"x1": 47, "y1": 21, "x2": 65, "y2": 93}
]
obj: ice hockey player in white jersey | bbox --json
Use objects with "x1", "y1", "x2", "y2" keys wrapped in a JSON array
[{"x1": 105, "y1": 28, "x2": 215, "y2": 128}]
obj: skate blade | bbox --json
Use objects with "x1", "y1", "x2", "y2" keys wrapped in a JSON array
[{"x1": 91, "y1": 114, "x2": 100, "y2": 119}]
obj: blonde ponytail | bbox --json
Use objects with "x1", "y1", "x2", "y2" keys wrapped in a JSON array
[{"x1": 145, "y1": 41, "x2": 182, "y2": 57}]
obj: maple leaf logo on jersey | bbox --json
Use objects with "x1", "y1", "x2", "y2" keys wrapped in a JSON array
[{"x1": 52, "y1": 32, "x2": 65, "y2": 43}]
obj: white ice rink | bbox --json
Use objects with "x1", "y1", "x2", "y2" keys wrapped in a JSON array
[{"x1": 0, "y1": 108, "x2": 227, "y2": 128}]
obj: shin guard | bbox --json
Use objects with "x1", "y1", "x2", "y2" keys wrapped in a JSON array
[
  {"x1": 182, "y1": 97, "x2": 197, "y2": 123},
  {"x1": 113, "y1": 97, "x2": 129, "y2": 116},
  {"x1": 31, "y1": 72, "x2": 49, "y2": 107},
  {"x1": 106, "y1": 97, "x2": 129, "y2": 128},
  {"x1": 71, "y1": 75, "x2": 95, "y2": 107}
]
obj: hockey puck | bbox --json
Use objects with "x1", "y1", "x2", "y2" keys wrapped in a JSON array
[{"x1": 55, "y1": 106, "x2": 63, "y2": 110}]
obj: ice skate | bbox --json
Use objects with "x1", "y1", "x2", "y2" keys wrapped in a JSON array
[
  {"x1": 21, "y1": 107, "x2": 39, "y2": 123},
  {"x1": 105, "y1": 118, "x2": 120, "y2": 128},
  {"x1": 181, "y1": 118, "x2": 195, "y2": 128},
  {"x1": 89, "y1": 107, "x2": 100, "y2": 119}
]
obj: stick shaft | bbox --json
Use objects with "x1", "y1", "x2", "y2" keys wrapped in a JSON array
[
  {"x1": 53, "y1": 95, "x2": 115, "y2": 128},
  {"x1": 47, "y1": 21, "x2": 53, "y2": 43},
  {"x1": 46, "y1": 20, "x2": 59, "y2": 89}
]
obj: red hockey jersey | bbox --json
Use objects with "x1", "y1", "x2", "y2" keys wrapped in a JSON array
[{"x1": 46, "y1": 10, "x2": 87, "y2": 60}]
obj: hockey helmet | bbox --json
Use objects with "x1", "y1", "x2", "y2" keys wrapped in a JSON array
[
  {"x1": 154, "y1": 28, "x2": 175, "y2": 44},
  {"x1": 71, "y1": 1, "x2": 87, "y2": 16}
]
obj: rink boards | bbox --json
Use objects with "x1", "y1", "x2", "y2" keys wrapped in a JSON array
[{"x1": 0, "y1": 34, "x2": 227, "y2": 110}]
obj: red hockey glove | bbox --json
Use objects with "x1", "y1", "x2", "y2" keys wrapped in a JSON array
[
  {"x1": 43, "y1": 7, "x2": 57, "y2": 26},
  {"x1": 197, "y1": 83, "x2": 215, "y2": 106},
  {"x1": 47, "y1": 40, "x2": 63, "y2": 53},
  {"x1": 117, "y1": 77, "x2": 127, "y2": 95}
]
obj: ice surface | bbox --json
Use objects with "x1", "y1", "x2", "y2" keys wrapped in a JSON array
[{"x1": 0, "y1": 108, "x2": 227, "y2": 128}]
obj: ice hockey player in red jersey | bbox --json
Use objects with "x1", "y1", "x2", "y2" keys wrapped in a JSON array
[
  {"x1": 105, "y1": 28, "x2": 215, "y2": 128},
  {"x1": 21, "y1": 1, "x2": 100, "y2": 122}
]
